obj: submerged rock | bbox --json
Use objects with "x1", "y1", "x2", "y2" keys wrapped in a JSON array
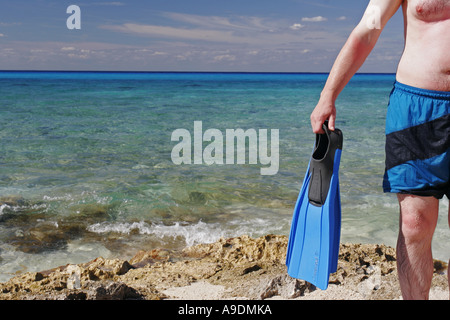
[
  {"x1": 2, "y1": 197, "x2": 120, "y2": 254},
  {"x1": 0, "y1": 195, "x2": 30, "y2": 207},
  {"x1": 0, "y1": 196, "x2": 46, "y2": 224},
  {"x1": 7, "y1": 221, "x2": 68, "y2": 253}
]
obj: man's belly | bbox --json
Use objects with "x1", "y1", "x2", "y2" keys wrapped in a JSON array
[
  {"x1": 398, "y1": 2, "x2": 450, "y2": 91},
  {"x1": 397, "y1": 48, "x2": 450, "y2": 91}
]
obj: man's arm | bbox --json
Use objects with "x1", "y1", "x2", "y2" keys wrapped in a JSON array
[{"x1": 310, "y1": 0, "x2": 403, "y2": 133}]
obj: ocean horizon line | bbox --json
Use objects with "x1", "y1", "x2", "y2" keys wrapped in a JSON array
[{"x1": 0, "y1": 70, "x2": 396, "y2": 76}]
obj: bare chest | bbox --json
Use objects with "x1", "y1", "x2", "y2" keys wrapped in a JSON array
[{"x1": 408, "y1": 0, "x2": 450, "y2": 21}]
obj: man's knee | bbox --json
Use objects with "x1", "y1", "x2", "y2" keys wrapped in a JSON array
[
  {"x1": 400, "y1": 211, "x2": 435, "y2": 242},
  {"x1": 398, "y1": 194, "x2": 439, "y2": 243}
]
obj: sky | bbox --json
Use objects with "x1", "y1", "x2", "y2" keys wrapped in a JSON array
[{"x1": 0, "y1": 0, "x2": 405, "y2": 72}]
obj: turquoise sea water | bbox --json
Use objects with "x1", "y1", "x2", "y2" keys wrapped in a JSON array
[{"x1": 0, "y1": 71, "x2": 448, "y2": 282}]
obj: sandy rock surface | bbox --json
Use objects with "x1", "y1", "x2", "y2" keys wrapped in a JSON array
[{"x1": 0, "y1": 234, "x2": 448, "y2": 300}]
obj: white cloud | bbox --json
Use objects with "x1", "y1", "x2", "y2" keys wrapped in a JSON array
[
  {"x1": 101, "y1": 13, "x2": 321, "y2": 46},
  {"x1": 89, "y1": 2, "x2": 125, "y2": 6},
  {"x1": 213, "y1": 54, "x2": 236, "y2": 62},
  {"x1": 161, "y1": 12, "x2": 276, "y2": 33},
  {"x1": 68, "y1": 53, "x2": 89, "y2": 59},
  {"x1": 100, "y1": 12, "x2": 284, "y2": 43},
  {"x1": 290, "y1": 23, "x2": 304, "y2": 30},
  {"x1": 0, "y1": 33, "x2": 4, "y2": 37},
  {"x1": 301, "y1": 16, "x2": 328, "y2": 22},
  {"x1": 152, "y1": 51, "x2": 166, "y2": 56},
  {"x1": 337, "y1": 16, "x2": 347, "y2": 21},
  {"x1": 103, "y1": 23, "x2": 245, "y2": 43},
  {"x1": 102, "y1": 2, "x2": 124, "y2": 5}
]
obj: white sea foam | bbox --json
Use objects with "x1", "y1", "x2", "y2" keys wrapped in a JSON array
[
  {"x1": 87, "y1": 220, "x2": 229, "y2": 247},
  {"x1": 87, "y1": 221, "x2": 152, "y2": 235},
  {"x1": 43, "y1": 194, "x2": 74, "y2": 201},
  {"x1": 150, "y1": 221, "x2": 229, "y2": 247},
  {"x1": 0, "y1": 202, "x2": 47, "y2": 215},
  {"x1": 0, "y1": 204, "x2": 9, "y2": 216},
  {"x1": 86, "y1": 206, "x2": 293, "y2": 249}
]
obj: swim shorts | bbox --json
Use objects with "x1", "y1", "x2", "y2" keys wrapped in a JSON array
[{"x1": 383, "y1": 81, "x2": 450, "y2": 199}]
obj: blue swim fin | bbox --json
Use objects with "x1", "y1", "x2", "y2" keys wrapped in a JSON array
[{"x1": 286, "y1": 122, "x2": 343, "y2": 290}]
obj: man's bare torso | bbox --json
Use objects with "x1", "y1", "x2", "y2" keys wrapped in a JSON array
[{"x1": 396, "y1": 0, "x2": 450, "y2": 91}]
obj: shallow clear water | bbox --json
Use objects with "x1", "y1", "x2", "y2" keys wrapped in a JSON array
[{"x1": 0, "y1": 71, "x2": 448, "y2": 282}]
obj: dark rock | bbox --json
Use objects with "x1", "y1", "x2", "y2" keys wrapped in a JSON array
[
  {"x1": 8, "y1": 222, "x2": 68, "y2": 253},
  {"x1": 86, "y1": 281, "x2": 144, "y2": 300}
]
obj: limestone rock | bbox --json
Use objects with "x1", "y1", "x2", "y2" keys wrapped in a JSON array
[{"x1": 0, "y1": 235, "x2": 448, "y2": 300}]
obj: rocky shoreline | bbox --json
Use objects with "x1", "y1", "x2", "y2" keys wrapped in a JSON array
[{"x1": 0, "y1": 234, "x2": 448, "y2": 300}]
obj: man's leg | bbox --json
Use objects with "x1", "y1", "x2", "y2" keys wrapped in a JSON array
[{"x1": 396, "y1": 194, "x2": 439, "y2": 300}]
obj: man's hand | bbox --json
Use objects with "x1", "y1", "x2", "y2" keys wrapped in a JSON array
[{"x1": 310, "y1": 97, "x2": 336, "y2": 134}]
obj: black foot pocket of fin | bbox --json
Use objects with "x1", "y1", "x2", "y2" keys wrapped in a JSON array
[{"x1": 308, "y1": 122, "x2": 343, "y2": 206}]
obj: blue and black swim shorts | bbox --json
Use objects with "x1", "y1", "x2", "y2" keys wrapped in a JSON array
[{"x1": 383, "y1": 81, "x2": 450, "y2": 199}]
